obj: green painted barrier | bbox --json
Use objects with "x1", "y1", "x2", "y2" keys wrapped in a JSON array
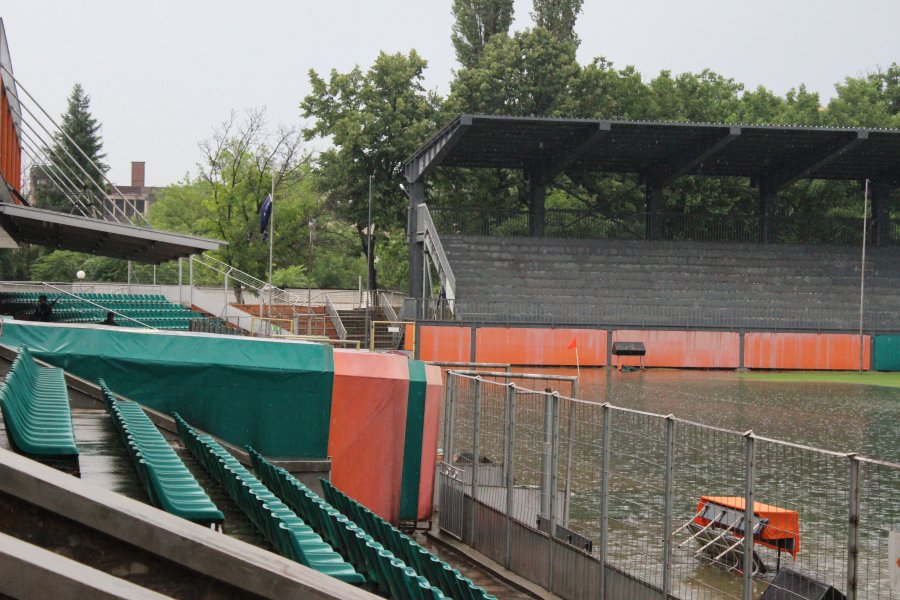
[
  {"x1": 0, "y1": 320, "x2": 334, "y2": 457},
  {"x1": 874, "y1": 335, "x2": 900, "y2": 371},
  {"x1": 399, "y1": 360, "x2": 428, "y2": 522}
]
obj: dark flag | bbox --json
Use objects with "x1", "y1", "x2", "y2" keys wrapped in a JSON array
[{"x1": 259, "y1": 194, "x2": 272, "y2": 240}]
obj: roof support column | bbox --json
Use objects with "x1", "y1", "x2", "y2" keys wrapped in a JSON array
[
  {"x1": 645, "y1": 180, "x2": 664, "y2": 240},
  {"x1": 529, "y1": 171, "x2": 546, "y2": 237},
  {"x1": 407, "y1": 178, "x2": 425, "y2": 301},
  {"x1": 758, "y1": 180, "x2": 777, "y2": 243},
  {"x1": 871, "y1": 181, "x2": 893, "y2": 247}
]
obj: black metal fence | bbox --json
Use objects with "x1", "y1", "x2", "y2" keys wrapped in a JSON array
[{"x1": 429, "y1": 208, "x2": 897, "y2": 246}]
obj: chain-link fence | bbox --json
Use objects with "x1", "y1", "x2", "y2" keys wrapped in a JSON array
[{"x1": 438, "y1": 371, "x2": 900, "y2": 600}]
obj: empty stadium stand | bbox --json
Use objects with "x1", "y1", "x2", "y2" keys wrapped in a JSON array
[
  {"x1": 442, "y1": 236, "x2": 900, "y2": 331},
  {"x1": 0, "y1": 291, "x2": 201, "y2": 329},
  {"x1": 99, "y1": 380, "x2": 223, "y2": 526},
  {"x1": 319, "y1": 477, "x2": 497, "y2": 600},
  {"x1": 175, "y1": 414, "x2": 366, "y2": 587},
  {"x1": 249, "y1": 447, "x2": 450, "y2": 600},
  {"x1": 0, "y1": 346, "x2": 78, "y2": 463}
]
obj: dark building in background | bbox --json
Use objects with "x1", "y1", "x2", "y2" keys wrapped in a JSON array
[{"x1": 113, "y1": 161, "x2": 159, "y2": 218}]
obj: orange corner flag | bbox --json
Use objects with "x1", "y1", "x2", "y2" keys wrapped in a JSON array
[{"x1": 567, "y1": 338, "x2": 577, "y2": 350}]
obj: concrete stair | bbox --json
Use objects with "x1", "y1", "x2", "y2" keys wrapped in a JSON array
[{"x1": 442, "y1": 236, "x2": 900, "y2": 330}]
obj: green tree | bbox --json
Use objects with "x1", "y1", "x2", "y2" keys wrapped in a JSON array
[
  {"x1": 531, "y1": 0, "x2": 583, "y2": 46},
  {"x1": 34, "y1": 83, "x2": 108, "y2": 215},
  {"x1": 450, "y1": 0, "x2": 515, "y2": 69},
  {"x1": 448, "y1": 27, "x2": 580, "y2": 116},
  {"x1": 826, "y1": 66, "x2": 900, "y2": 128},
  {"x1": 301, "y1": 50, "x2": 441, "y2": 291}
]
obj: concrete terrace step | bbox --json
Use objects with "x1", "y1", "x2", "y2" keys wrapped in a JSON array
[{"x1": 442, "y1": 235, "x2": 899, "y2": 329}]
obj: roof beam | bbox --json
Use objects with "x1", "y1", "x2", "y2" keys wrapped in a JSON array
[
  {"x1": 646, "y1": 127, "x2": 741, "y2": 187},
  {"x1": 764, "y1": 130, "x2": 868, "y2": 191},
  {"x1": 540, "y1": 122, "x2": 611, "y2": 182},
  {"x1": 404, "y1": 115, "x2": 472, "y2": 183}
]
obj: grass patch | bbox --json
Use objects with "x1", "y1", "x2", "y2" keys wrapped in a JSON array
[{"x1": 741, "y1": 371, "x2": 900, "y2": 389}]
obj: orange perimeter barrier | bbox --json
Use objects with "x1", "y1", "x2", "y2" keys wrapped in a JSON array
[
  {"x1": 611, "y1": 330, "x2": 741, "y2": 369},
  {"x1": 745, "y1": 332, "x2": 870, "y2": 371},
  {"x1": 417, "y1": 325, "x2": 471, "y2": 362},
  {"x1": 329, "y1": 350, "x2": 410, "y2": 523},
  {"x1": 475, "y1": 327, "x2": 607, "y2": 366},
  {"x1": 417, "y1": 364, "x2": 443, "y2": 520}
]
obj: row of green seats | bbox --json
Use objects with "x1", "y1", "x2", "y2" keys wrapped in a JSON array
[
  {"x1": 0, "y1": 346, "x2": 78, "y2": 457},
  {"x1": 175, "y1": 415, "x2": 365, "y2": 587},
  {"x1": 321, "y1": 479, "x2": 497, "y2": 600},
  {"x1": 99, "y1": 381, "x2": 223, "y2": 526},
  {"x1": 248, "y1": 448, "x2": 445, "y2": 599}
]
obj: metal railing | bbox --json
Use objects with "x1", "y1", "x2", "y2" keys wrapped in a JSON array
[
  {"x1": 429, "y1": 207, "x2": 899, "y2": 246},
  {"x1": 440, "y1": 371, "x2": 900, "y2": 600},
  {"x1": 324, "y1": 295, "x2": 347, "y2": 341},
  {"x1": 417, "y1": 204, "x2": 456, "y2": 309}
]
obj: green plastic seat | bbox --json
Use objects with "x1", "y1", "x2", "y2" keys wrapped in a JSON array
[
  {"x1": 175, "y1": 416, "x2": 364, "y2": 587},
  {"x1": 0, "y1": 347, "x2": 78, "y2": 457},
  {"x1": 100, "y1": 381, "x2": 222, "y2": 526}
]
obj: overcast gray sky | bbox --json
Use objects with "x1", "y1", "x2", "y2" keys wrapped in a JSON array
[{"x1": 3, "y1": 1, "x2": 899, "y2": 186}]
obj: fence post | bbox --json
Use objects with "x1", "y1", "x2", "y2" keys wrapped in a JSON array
[
  {"x1": 470, "y1": 376, "x2": 482, "y2": 546},
  {"x1": 443, "y1": 372, "x2": 456, "y2": 468},
  {"x1": 504, "y1": 383, "x2": 516, "y2": 570},
  {"x1": 662, "y1": 415, "x2": 676, "y2": 596},
  {"x1": 742, "y1": 431, "x2": 756, "y2": 600},
  {"x1": 189, "y1": 255, "x2": 194, "y2": 309},
  {"x1": 548, "y1": 393, "x2": 561, "y2": 592},
  {"x1": 846, "y1": 453, "x2": 860, "y2": 600},
  {"x1": 541, "y1": 393, "x2": 553, "y2": 518},
  {"x1": 598, "y1": 403, "x2": 612, "y2": 600},
  {"x1": 563, "y1": 396, "x2": 576, "y2": 526}
]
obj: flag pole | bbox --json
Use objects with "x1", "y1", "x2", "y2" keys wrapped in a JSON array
[
  {"x1": 575, "y1": 346, "x2": 581, "y2": 382},
  {"x1": 267, "y1": 177, "x2": 274, "y2": 321}
]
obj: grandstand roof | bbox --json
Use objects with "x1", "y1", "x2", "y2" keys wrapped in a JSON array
[
  {"x1": 405, "y1": 114, "x2": 900, "y2": 186},
  {"x1": 0, "y1": 203, "x2": 224, "y2": 263}
]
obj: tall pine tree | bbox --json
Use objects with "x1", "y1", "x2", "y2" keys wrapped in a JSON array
[
  {"x1": 450, "y1": 0, "x2": 515, "y2": 69},
  {"x1": 34, "y1": 83, "x2": 108, "y2": 214}
]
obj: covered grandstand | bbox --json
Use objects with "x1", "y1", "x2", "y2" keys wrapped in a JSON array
[{"x1": 404, "y1": 114, "x2": 900, "y2": 369}]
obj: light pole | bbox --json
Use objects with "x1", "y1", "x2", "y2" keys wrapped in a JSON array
[
  {"x1": 308, "y1": 218, "x2": 315, "y2": 335},
  {"x1": 365, "y1": 175, "x2": 373, "y2": 349},
  {"x1": 858, "y1": 179, "x2": 869, "y2": 373}
]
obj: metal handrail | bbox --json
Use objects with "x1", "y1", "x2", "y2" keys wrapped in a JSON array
[
  {"x1": 190, "y1": 254, "x2": 305, "y2": 308},
  {"x1": 324, "y1": 295, "x2": 347, "y2": 340},
  {"x1": 417, "y1": 204, "x2": 456, "y2": 309},
  {"x1": 378, "y1": 291, "x2": 399, "y2": 322}
]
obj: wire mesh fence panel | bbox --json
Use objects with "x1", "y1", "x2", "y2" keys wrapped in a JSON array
[
  {"x1": 857, "y1": 458, "x2": 900, "y2": 599},
  {"x1": 604, "y1": 407, "x2": 669, "y2": 593},
  {"x1": 670, "y1": 421, "x2": 746, "y2": 600},
  {"x1": 752, "y1": 440, "x2": 850, "y2": 596},
  {"x1": 471, "y1": 378, "x2": 509, "y2": 554}
]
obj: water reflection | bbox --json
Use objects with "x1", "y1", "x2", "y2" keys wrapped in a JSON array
[{"x1": 523, "y1": 368, "x2": 900, "y2": 462}]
